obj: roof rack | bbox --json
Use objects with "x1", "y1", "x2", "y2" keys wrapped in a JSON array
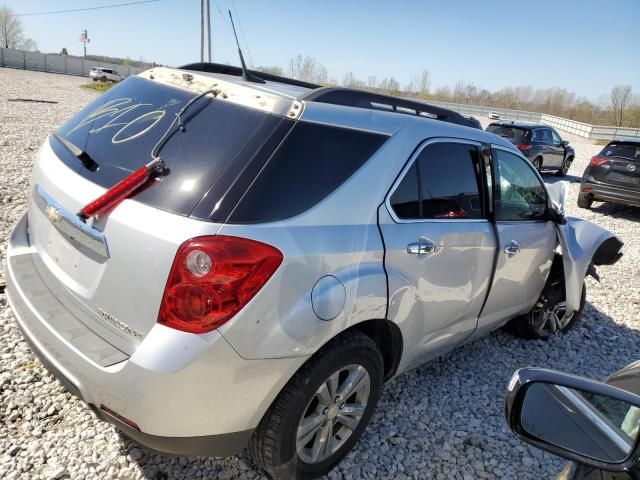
[
  {"x1": 303, "y1": 88, "x2": 478, "y2": 128},
  {"x1": 178, "y1": 62, "x2": 321, "y2": 89}
]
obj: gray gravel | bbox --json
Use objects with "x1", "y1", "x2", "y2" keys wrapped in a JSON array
[{"x1": 1, "y1": 68, "x2": 639, "y2": 480}]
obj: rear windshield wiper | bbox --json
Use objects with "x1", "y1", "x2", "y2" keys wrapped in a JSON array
[
  {"x1": 78, "y1": 88, "x2": 220, "y2": 221},
  {"x1": 52, "y1": 133, "x2": 99, "y2": 172}
]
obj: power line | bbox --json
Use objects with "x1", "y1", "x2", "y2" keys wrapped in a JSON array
[{"x1": 13, "y1": 0, "x2": 162, "y2": 17}]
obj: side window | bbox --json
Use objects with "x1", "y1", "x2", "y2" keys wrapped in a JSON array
[
  {"x1": 494, "y1": 149, "x2": 547, "y2": 221},
  {"x1": 390, "y1": 142, "x2": 483, "y2": 220},
  {"x1": 229, "y1": 122, "x2": 389, "y2": 223},
  {"x1": 531, "y1": 129, "x2": 540, "y2": 142},
  {"x1": 551, "y1": 129, "x2": 562, "y2": 145},
  {"x1": 390, "y1": 163, "x2": 420, "y2": 219},
  {"x1": 419, "y1": 143, "x2": 483, "y2": 219},
  {"x1": 541, "y1": 129, "x2": 553, "y2": 143}
]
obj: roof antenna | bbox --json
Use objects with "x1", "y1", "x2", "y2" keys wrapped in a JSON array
[{"x1": 228, "y1": 9, "x2": 265, "y2": 84}]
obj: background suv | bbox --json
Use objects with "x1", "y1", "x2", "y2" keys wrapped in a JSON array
[
  {"x1": 4, "y1": 64, "x2": 622, "y2": 479},
  {"x1": 89, "y1": 67, "x2": 122, "y2": 82},
  {"x1": 487, "y1": 121, "x2": 575, "y2": 176},
  {"x1": 578, "y1": 139, "x2": 640, "y2": 209}
]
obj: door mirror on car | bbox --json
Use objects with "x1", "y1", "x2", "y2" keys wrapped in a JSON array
[
  {"x1": 506, "y1": 368, "x2": 640, "y2": 472},
  {"x1": 562, "y1": 140, "x2": 570, "y2": 147},
  {"x1": 545, "y1": 206, "x2": 566, "y2": 225}
]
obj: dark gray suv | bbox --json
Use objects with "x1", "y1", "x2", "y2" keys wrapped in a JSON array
[{"x1": 487, "y1": 121, "x2": 576, "y2": 176}]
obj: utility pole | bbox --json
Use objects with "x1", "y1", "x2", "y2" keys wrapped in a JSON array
[
  {"x1": 206, "y1": 0, "x2": 212, "y2": 61},
  {"x1": 80, "y1": 29, "x2": 90, "y2": 58},
  {"x1": 200, "y1": 0, "x2": 204, "y2": 62}
]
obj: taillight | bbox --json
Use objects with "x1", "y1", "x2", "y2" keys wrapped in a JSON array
[
  {"x1": 516, "y1": 143, "x2": 532, "y2": 151},
  {"x1": 590, "y1": 156, "x2": 608, "y2": 166},
  {"x1": 158, "y1": 236, "x2": 283, "y2": 334}
]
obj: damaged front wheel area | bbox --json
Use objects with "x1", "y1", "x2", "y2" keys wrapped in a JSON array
[{"x1": 503, "y1": 280, "x2": 586, "y2": 340}]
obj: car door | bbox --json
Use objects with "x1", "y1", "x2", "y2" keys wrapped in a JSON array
[
  {"x1": 550, "y1": 129, "x2": 566, "y2": 167},
  {"x1": 472, "y1": 146, "x2": 556, "y2": 338},
  {"x1": 379, "y1": 139, "x2": 496, "y2": 368}
]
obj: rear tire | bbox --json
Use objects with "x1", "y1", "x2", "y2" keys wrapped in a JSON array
[
  {"x1": 532, "y1": 156, "x2": 543, "y2": 172},
  {"x1": 100, "y1": 76, "x2": 107, "y2": 82},
  {"x1": 249, "y1": 331, "x2": 384, "y2": 480},
  {"x1": 503, "y1": 281, "x2": 586, "y2": 340},
  {"x1": 577, "y1": 194, "x2": 593, "y2": 209}
]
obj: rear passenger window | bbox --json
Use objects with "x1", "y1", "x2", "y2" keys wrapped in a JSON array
[
  {"x1": 390, "y1": 142, "x2": 483, "y2": 220},
  {"x1": 228, "y1": 122, "x2": 388, "y2": 223},
  {"x1": 390, "y1": 164, "x2": 420, "y2": 218}
]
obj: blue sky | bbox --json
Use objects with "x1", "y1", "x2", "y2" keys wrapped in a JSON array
[{"x1": 5, "y1": 0, "x2": 639, "y2": 100}]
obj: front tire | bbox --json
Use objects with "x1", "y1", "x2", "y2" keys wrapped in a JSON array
[
  {"x1": 532, "y1": 156, "x2": 543, "y2": 172},
  {"x1": 504, "y1": 281, "x2": 586, "y2": 340},
  {"x1": 556, "y1": 156, "x2": 573, "y2": 176},
  {"x1": 249, "y1": 331, "x2": 384, "y2": 480}
]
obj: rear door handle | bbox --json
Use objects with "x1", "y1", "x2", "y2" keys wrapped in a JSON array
[
  {"x1": 407, "y1": 239, "x2": 437, "y2": 255},
  {"x1": 504, "y1": 240, "x2": 520, "y2": 258}
]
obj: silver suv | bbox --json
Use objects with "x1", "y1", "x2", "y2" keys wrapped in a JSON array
[{"x1": 4, "y1": 64, "x2": 623, "y2": 479}]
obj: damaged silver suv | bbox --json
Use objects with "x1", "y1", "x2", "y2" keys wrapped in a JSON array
[{"x1": 4, "y1": 63, "x2": 623, "y2": 479}]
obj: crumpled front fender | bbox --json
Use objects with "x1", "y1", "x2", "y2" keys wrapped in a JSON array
[{"x1": 556, "y1": 217, "x2": 624, "y2": 315}]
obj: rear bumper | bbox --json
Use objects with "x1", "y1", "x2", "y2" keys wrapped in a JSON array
[
  {"x1": 4, "y1": 212, "x2": 308, "y2": 456},
  {"x1": 580, "y1": 178, "x2": 640, "y2": 207}
]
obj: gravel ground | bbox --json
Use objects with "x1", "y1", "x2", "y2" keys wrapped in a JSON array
[{"x1": 1, "y1": 68, "x2": 639, "y2": 480}]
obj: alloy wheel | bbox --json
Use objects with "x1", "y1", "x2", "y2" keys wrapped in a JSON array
[
  {"x1": 532, "y1": 157, "x2": 542, "y2": 171},
  {"x1": 531, "y1": 298, "x2": 573, "y2": 337},
  {"x1": 296, "y1": 364, "x2": 371, "y2": 464}
]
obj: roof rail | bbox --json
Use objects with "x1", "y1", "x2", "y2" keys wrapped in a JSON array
[
  {"x1": 303, "y1": 87, "x2": 479, "y2": 128},
  {"x1": 178, "y1": 62, "x2": 321, "y2": 89}
]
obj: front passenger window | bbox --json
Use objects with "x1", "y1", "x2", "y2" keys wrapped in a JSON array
[{"x1": 494, "y1": 149, "x2": 547, "y2": 221}]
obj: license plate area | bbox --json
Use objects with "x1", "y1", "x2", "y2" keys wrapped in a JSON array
[{"x1": 33, "y1": 185, "x2": 109, "y2": 259}]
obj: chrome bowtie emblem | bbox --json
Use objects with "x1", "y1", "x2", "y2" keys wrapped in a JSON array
[
  {"x1": 627, "y1": 164, "x2": 636, "y2": 172},
  {"x1": 45, "y1": 205, "x2": 61, "y2": 224}
]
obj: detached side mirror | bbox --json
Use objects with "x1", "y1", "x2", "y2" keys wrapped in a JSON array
[{"x1": 505, "y1": 368, "x2": 640, "y2": 474}]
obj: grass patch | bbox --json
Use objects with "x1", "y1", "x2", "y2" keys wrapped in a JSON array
[
  {"x1": 81, "y1": 81, "x2": 113, "y2": 93},
  {"x1": 594, "y1": 139, "x2": 610, "y2": 146}
]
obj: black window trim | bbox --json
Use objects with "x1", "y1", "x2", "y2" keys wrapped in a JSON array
[
  {"x1": 386, "y1": 137, "x2": 491, "y2": 224},
  {"x1": 490, "y1": 144, "x2": 551, "y2": 224}
]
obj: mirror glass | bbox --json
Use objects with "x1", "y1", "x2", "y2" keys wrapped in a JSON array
[{"x1": 520, "y1": 382, "x2": 640, "y2": 463}]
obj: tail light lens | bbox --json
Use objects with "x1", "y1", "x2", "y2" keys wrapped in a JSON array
[
  {"x1": 590, "y1": 156, "x2": 608, "y2": 166},
  {"x1": 516, "y1": 143, "x2": 532, "y2": 151},
  {"x1": 158, "y1": 236, "x2": 283, "y2": 334}
]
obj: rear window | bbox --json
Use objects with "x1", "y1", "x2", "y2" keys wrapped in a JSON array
[
  {"x1": 600, "y1": 143, "x2": 640, "y2": 161},
  {"x1": 487, "y1": 124, "x2": 528, "y2": 143},
  {"x1": 54, "y1": 76, "x2": 287, "y2": 217},
  {"x1": 227, "y1": 122, "x2": 389, "y2": 223}
]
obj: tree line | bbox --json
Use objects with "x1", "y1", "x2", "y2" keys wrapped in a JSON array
[{"x1": 258, "y1": 55, "x2": 639, "y2": 128}]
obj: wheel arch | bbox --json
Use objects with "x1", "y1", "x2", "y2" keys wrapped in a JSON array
[{"x1": 346, "y1": 319, "x2": 403, "y2": 381}]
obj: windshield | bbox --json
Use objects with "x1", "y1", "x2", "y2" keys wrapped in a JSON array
[{"x1": 487, "y1": 125, "x2": 528, "y2": 143}]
